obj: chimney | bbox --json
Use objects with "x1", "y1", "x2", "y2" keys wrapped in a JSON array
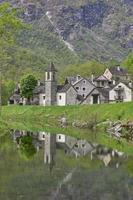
[
  {"x1": 113, "y1": 80, "x2": 116, "y2": 85},
  {"x1": 77, "y1": 75, "x2": 81, "y2": 81},
  {"x1": 91, "y1": 74, "x2": 94, "y2": 83}
]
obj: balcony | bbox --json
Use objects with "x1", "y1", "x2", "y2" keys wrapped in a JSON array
[{"x1": 114, "y1": 95, "x2": 124, "y2": 102}]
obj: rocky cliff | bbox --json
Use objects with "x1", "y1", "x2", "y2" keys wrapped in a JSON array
[{"x1": 1, "y1": 0, "x2": 133, "y2": 62}]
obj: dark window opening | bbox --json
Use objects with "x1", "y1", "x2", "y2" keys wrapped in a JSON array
[
  {"x1": 43, "y1": 96, "x2": 45, "y2": 100},
  {"x1": 59, "y1": 135, "x2": 61, "y2": 139},
  {"x1": 47, "y1": 72, "x2": 50, "y2": 80},
  {"x1": 83, "y1": 94, "x2": 85, "y2": 98},
  {"x1": 76, "y1": 87, "x2": 79, "y2": 90},
  {"x1": 101, "y1": 81, "x2": 104, "y2": 86},
  {"x1": 59, "y1": 95, "x2": 62, "y2": 100},
  {"x1": 83, "y1": 87, "x2": 86, "y2": 91},
  {"x1": 93, "y1": 95, "x2": 99, "y2": 104},
  {"x1": 46, "y1": 155, "x2": 49, "y2": 163}
]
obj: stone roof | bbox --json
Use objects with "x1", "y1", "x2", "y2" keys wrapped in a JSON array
[
  {"x1": 9, "y1": 94, "x2": 21, "y2": 101},
  {"x1": 109, "y1": 81, "x2": 133, "y2": 91},
  {"x1": 46, "y1": 62, "x2": 57, "y2": 72},
  {"x1": 33, "y1": 84, "x2": 45, "y2": 94},
  {"x1": 65, "y1": 75, "x2": 82, "y2": 85},
  {"x1": 94, "y1": 75, "x2": 109, "y2": 81},
  {"x1": 81, "y1": 87, "x2": 109, "y2": 104},
  {"x1": 57, "y1": 83, "x2": 73, "y2": 93},
  {"x1": 109, "y1": 66, "x2": 128, "y2": 76}
]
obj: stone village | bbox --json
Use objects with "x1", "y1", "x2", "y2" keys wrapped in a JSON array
[
  {"x1": 12, "y1": 130, "x2": 124, "y2": 169},
  {"x1": 9, "y1": 62, "x2": 133, "y2": 106}
]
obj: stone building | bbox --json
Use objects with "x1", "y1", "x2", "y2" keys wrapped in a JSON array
[
  {"x1": 103, "y1": 66, "x2": 130, "y2": 82},
  {"x1": 109, "y1": 82, "x2": 133, "y2": 103},
  {"x1": 9, "y1": 63, "x2": 133, "y2": 106},
  {"x1": 44, "y1": 133, "x2": 56, "y2": 171}
]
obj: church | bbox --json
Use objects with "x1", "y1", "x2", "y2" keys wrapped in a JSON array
[{"x1": 9, "y1": 62, "x2": 133, "y2": 106}]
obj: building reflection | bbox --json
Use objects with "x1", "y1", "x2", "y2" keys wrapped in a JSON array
[{"x1": 11, "y1": 130, "x2": 125, "y2": 169}]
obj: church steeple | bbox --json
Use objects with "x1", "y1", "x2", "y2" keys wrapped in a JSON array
[
  {"x1": 45, "y1": 62, "x2": 57, "y2": 105},
  {"x1": 44, "y1": 133, "x2": 56, "y2": 172}
]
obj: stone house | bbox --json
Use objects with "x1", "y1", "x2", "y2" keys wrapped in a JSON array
[
  {"x1": 81, "y1": 87, "x2": 109, "y2": 105},
  {"x1": 94, "y1": 75, "x2": 112, "y2": 88},
  {"x1": 109, "y1": 82, "x2": 133, "y2": 103},
  {"x1": 103, "y1": 66, "x2": 130, "y2": 82},
  {"x1": 9, "y1": 63, "x2": 133, "y2": 106}
]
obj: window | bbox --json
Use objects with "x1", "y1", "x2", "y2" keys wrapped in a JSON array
[
  {"x1": 47, "y1": 72, "x2": 50, "y2": 80},
  {"x1": 58, "y1": 135, "x2": 61, "y2": 139},
  {"x1": 75, "y1": 144, "x2": 78, "y2": 148},
  {"x1": 43, "y1": 96, "x2": 45, "y2": 100},
  {"x1": 43, "y1": 134, "x2": 45, "y2": 138},
  {"x1": 59, "y1": 95, "x2": 62, "y2": 100},
  {"x1": 83, "y1": 94, "x2": 85, "y2": 98},
  {"x1": 83, "y1": 87, "x2": 86, "y2": 91},
  {"x1": 101, "y1": 81, "x2": 104, "y2": 86},
  {"x1": 83, "y1": 80, "x2": 86, "y2": 84},
  {"x1": 76, "y1": 87, "x2": 79, "y2": 90}
]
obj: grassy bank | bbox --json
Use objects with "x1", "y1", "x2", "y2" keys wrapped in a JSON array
[
  {"x1": 1, "y1": 103, "x2": 133, "y2": 154},
  {"x1": 2, "y1": 102, "x2": 133, "y2": 125}
]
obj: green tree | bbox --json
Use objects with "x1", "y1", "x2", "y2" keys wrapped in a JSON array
[
  {"x1": 0, "y1": 3, "x2": 26, "y2": 113},
  {"x1": 0, "y1": 2, "x2": 26, "y2": 111},
  {"x1": 20, "y1": 135, "x2": 36, "y2": 159},
  {"x1": 20, "y1": 74, "x2": 37, "y2": 103}
]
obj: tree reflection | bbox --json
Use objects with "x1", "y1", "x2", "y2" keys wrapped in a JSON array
[{"x1": 19, "y1": 135, "x2": 36, "y2": 159}]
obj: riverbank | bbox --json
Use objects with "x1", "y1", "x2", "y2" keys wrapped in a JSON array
[
  {"x1": 1, "y1": 103, "x2": 133, "y2": 154},
  {"x1": 2, "y1": 102, "x2": 133, "y2": 125}
]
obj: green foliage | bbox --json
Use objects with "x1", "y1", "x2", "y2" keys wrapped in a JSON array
[
  {"x1": 0, "y1": 2, "x2": 26, "y2": 43},
  {"x1": 0, "y1": 2, "x2": 28, "y2": 106},
  {"x1": 20, "y1": 135, "x2": 36, "y2": 159},
  {"x1": 1, "y1": 79, "x2": 15, "y2": 105},
  {"x1": 122, "y1": 53, "x2": 133, "y2": 77},
  {"x1": 20, "y1": 74, "x2": 37, "y2": 99},
  {"x1": 59, "y1": 60, "x2": 106, "y2": 82}
]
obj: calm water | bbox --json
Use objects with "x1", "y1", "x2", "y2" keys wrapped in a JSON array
[{"x1": 0, "y1": 129, "x2": 133, "y2": 200}]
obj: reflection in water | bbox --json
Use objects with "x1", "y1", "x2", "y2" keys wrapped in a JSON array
[
  {"x1": 11, "y1": 130, "x2": 125, "y2": 169},
  {"x1": 0, "y1": 130, "x2": 133, "y2": 200}
]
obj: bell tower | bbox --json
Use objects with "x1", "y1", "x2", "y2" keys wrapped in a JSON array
[
  {"x1": 44, "y1": 133, "x2": 56, "y2": 171},
  {"x1": 45, "y1": 62, "x2": 57, "y2": 106}
]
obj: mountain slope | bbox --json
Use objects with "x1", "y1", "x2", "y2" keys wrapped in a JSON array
[
  {"x1": 4, "y1": 0, "x2": 132, "y2": 63},
  {"x1": 0, "y1": 0, "x2": 133, "y2": 71}
]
